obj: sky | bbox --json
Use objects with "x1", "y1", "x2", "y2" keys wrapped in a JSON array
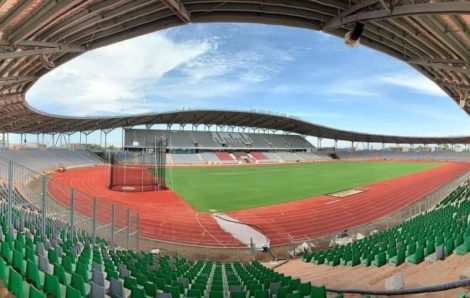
[{"x1": 21, "y1": 23, "x2": 470, "y2": 147}]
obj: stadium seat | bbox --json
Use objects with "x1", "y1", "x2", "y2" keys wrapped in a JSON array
[
  {"x1": 43, "y1": 273, "x2": 61, "y2": 297},
  {"x1": 456, "y1": 236, "x2": 470, "y2": 255},
  {"x1": 371, "y1": 252, "x2": 386, "y2": 267},
  {"x1": 8, "y1": 267, "x2": 25, "y2": 298},
  {"x1": 310, "y1": 285, "x2": 326, "y2": 298},
  {"x1": 29, "y1": 285, "x2": 46, "y2": 298}
]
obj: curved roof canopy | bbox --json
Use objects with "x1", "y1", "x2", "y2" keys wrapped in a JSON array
[{"x1": 0, "y1": 0, "x2": 469, "y2": 144}]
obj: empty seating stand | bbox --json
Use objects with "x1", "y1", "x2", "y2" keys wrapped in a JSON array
[
  {"x1": 0, "y1": 194, "x2": 331, "y2": 298},
  {"x1": 303, "y1": 182, "x2": 470, "y2": 269}
]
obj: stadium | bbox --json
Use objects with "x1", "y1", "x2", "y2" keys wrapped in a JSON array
[{"x1": 1, "y1": 1, "x2": 470, "y2": 298}]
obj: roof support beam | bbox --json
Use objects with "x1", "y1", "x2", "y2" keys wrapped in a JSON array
[
  {"x1": 0, "y1": 45, "x2": 85, "y2": 60},
  {"x1": 323, "y1": 2, "x2": 470, "y2": 30},
  {"x1": 161, "y1": 0, "x2": 190, "y2": 23},
  {"x1": 438, "y1": 81, "x2": 470, "y2": 92},
  {"x1": 408, "y1": 58, "x2": 470, "y2": 74},
  {"x1": 0, "y1": 76, "x2": 35, "y2": 86}
]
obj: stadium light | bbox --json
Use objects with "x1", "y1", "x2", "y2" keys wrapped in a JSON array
[{"x1": 345, "y1": 22, "x2": 365, "y2": 48}]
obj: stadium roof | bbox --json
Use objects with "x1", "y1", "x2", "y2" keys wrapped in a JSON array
[{"x1": 0, "y1": 1, "x2": 470, "y2": 144}]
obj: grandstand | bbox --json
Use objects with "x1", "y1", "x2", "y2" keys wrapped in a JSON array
[{"x1": 125, "y1": 129, "x2": 314, "y2": 151}]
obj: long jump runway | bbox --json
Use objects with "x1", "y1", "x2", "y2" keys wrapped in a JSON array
[{"x1": 48, "y1": 162, "x2": 470, "y2": 247}]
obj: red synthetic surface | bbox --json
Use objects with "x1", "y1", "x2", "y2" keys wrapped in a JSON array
[
  {"x1": 229, "y1": 162, "x2": 470, "y2": 244},
  {"x1": 215, "y1": 152, "x2": 234, "y2": 161},
  {"x1": 109, "y1": 166, "x2": 163, "y2": 192},
  {"x1": 48, "y1": 167, "x2": 242, "y2": 247},
  {"x1": 47, "y1": 162, "x2": 470, "y2": 247},
  {"x1": 250, "y1": 152, "x2": 268, "y2": 160}
]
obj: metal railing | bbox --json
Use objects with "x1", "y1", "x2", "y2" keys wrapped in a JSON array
[{"x1": 1, "y1": 155, "x2": 469, "y2": 261}]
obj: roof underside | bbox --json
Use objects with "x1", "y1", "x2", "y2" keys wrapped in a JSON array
[{"x1": 0, "y1": 0, "x2": 469, "y2": 144}]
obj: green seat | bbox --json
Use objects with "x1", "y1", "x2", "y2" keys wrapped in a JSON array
[
  {"x1": 212, "y1": 284, "x2": 224, "y2": 292},
  {"x1": 12, "y1": 250, "x2": 25, "y2": 275},
  {"x1": 360, "y1": 254, "x2": 372, "y2": 267},
  {"x1": 66, "y1": 285, "x2": 81, "y2": 298},
  {"x1": 310, "y1": 285, "x2": 326, "y2": 298},
  {"x1": 0, "y1": 257, "x2": 8, "y2": 286},
  {"x1": 43, "y1": 272, "x2": 61, "y2": 297},
  {"x1": 287, "y1": 293, "x2": 300, "y2": 298},
  {"x1": 255, "y1": 290, "x2": 269, "y2": 298},
  {"x1": 26, "y1": 247, "x2": 35, "y2": 263},
  {"x1": 372, "y1": 252, "x2": 386, "y2": 267},
  {"x1": 53, "y1": 264, "x2": 68, "y2": 285},
  {"x1": 231, "y1": 291, "x2": 245, "y2": 298},
  {"x1": 274, "y1": 286, "x2": 289, "y2": 298},
  {"x1": 155, "y1": 277, "x2": 165, "y2": 290},
  {"x1": 71, "y1": 272, "x2": 87, "y2": 296},
  {"x1": 48, "y1": 249, "x2": 59, "y2": 264},
  {"x1": 210, "y1": 291, "x2": 224, "y2": 298},
  {"x1": 188, "y1": 288, "x2": 202, "y2": 298},
  {"x1": 406, "y1": 246, "x2": 424, "y2": 264},
  {"x1": 26, "y1": 260, "x2": 41, "y2": 289},
  {"x1": 346, "y1": 255, "x2": 360, "y2": 267},
  {"x1": 125, "y1": 276, "x2": 138, "y2": 290},
  {"x1": 389, "y1": 248, "x2": 405, "y2": 266},
  {"x1": 62, "y1": 255, "x2": 74, "y2": 273},
  {"x1": 297, "y1": 282, "x2": 311, "y2": 297},
  {"x1": 29, "y1": 285, "x2": 46, "y2": 298},
  {"x1": 8, "y1": 267, "x2": 25, "y2": 298},
  {"x1": 289, "y1": 279, "x2": 300, "y2": 292},
  {"x1": 130, "y1": 286, "x2": 147, "y2": 298},
  {"x1": 166, "y1": 285, "x2": 181, "y2": 298},
  {"x1": 144, "y1": 282, "x2": 157, "y2": 297},
  {"x1": 456, "y1": 236, "x2": 470, "y2": 255},
  {"x1": 75, "y1": 262, "x2": 90, "y2": 281},
  {"x1": 444, "y1": 238, "x2": 454, "y2": 257},
  {"x1": 1, "y1": 242, "x2": 12, "y2": 263}
]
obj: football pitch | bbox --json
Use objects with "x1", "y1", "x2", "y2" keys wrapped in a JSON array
[{"x1": 166, "y1": 161, "x2": 441, "y2": 212}]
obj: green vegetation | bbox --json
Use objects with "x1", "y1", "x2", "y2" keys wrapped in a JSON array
[{"x1": 166, "y1": 161, "x2": 441, "y2": 212}]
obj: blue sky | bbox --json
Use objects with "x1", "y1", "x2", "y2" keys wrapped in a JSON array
[{"x1": 24, "y1": 23, "x2": 470, "y2": 147}]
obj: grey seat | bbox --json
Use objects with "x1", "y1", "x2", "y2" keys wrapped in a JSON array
[
  {"x1": 38, "y1": 255, "x2": 50, "y2": 273},
  {"x1": 55, "y1": 246, "x2": 63, "y2": 257},
  {"x1": 92, "y1": 269, "x2": 105, "y2": 287},
  {"x1": 230, "y1": 285, "x2": 243, "y2": 293},
  {"x1": 177, "y1": 277, "x2": 189, "y2": 288},
  {"x1": 269, "y1": 282, "x2": 281, "y2": 297},
  {"x1": 90, "y1": 282, "x2": 105, "y2": 298},
  {"x1": 118, "y1": 267, "x2": 130, "y2": 278},
  {"x1": 117, "y1": 263, "x2": 126, "y2": 271},
  {"x1": 43, "y1": 239, "x2": 51, "y2": 250},
  {"x1": 108, "y1": 278, "x2": 124, "y2": 298},
  {"x1": 156, "y1": 293, "x2": 171, "y2": 298},
  {"x1": 92, "y1": 262, "x2": 102, "y2": 272},
  {"x1": 36, "y1": 242, "x2": 45, "y2": 257}
]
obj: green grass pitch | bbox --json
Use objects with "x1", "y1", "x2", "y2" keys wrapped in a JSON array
[{"x1": 165, "y1": 161, "x2": 441, "y2": 212}]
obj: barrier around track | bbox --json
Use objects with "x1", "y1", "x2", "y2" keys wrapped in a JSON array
[
  {"x1": 0, "y1": 158, "x2": 140, "y2": 252},
  {"x1": 1, "y1": 155, "x2": 470, "y2": 261}
]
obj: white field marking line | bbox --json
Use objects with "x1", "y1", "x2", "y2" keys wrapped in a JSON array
[
  {"x1": 195, "y1": 212, "x2": 225, "y2": 247},
  {"x1": 324, "y1": 199, "x2": 340, "y2": 205},
  {"x1": 210, "y1": 168, "x2": 306, "y2": 176}
]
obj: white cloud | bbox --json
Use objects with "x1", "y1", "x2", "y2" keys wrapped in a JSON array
[
  {"x1": 27, "y1": 33, "x2": 214, "y2": 116},
  {"x1": 381, "y1": 73, "x2": 447, "y2": 97},
  {"x1": 27, "y1": 30, "x2": 293, "y2": 116}
]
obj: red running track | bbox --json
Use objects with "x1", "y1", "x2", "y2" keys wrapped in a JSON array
[
  {"x1": 48, "y1": 167, "x2": 243, "y2": 247},
  {"x1": 47, "y1": 162, "x2": 470, "y2": 247},
  {"x1": 228, "y1": 162, "x2": 470, "y2": 244}
]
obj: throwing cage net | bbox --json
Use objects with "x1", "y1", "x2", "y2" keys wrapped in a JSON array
[{"x1": 107, "y1": 138, "x2": 167, "y2": 192}]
